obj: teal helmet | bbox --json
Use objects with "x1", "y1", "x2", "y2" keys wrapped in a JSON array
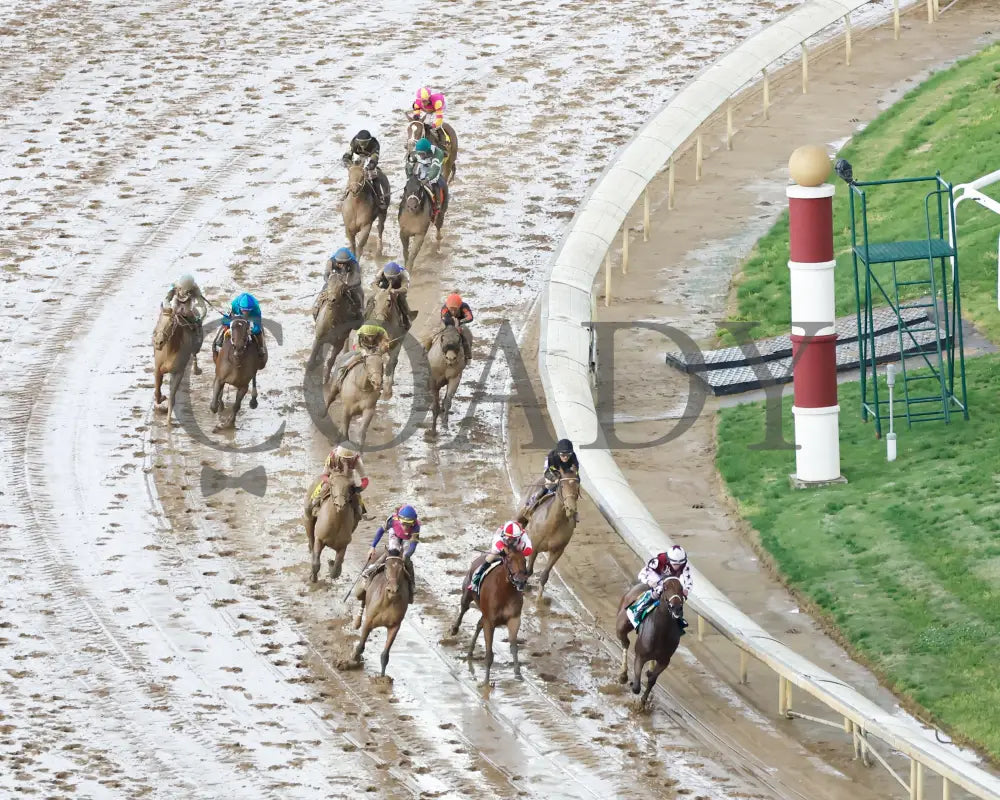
[{"x1": 414, "y1": 137, "x2": 432, "y2": 154}]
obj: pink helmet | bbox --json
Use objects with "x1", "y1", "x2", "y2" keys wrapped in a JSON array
[{"x1": 415, "y1": 86, "x2": 433, "y2": 107}]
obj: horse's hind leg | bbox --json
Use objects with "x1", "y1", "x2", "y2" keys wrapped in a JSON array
[
  {"x1": 166, "y1": 369, "x2": 183, "y2": 426},
  {"x1": 481, "y1": 622, "x2": 495, "y2": 685},
  {"x1": 539, "y1": 545, "x2": 566, "y2": 591},
  {"x1": 466, "y1": 616, "x2": 483, "y2": 659},
  {"x1": 631, "y1": 650, "x2": 646, "y2": 695},
  {"x1": 450, "y1": 589, "x2": 472, "y2": 636},
  {"x1": 506, "y1": 615, "x2": 523, "y2": 680},
  {"x1": 641, "y1": 660, "x2": 669, "y2": 708},
  {"x1": 310, "y1": 533, "x2": 323, "y2": 583},
  {"x1": 380, "y1": 624, "x2": 400, "y2": 677},
  {"x1": 249, "y1": 375, "x2": 258, "y2": 410}
]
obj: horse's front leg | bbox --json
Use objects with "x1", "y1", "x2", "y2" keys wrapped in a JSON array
[
  {"x1": 329, "y1": 545, "x2": 346, "y2": 580},
  {"x1": 539, "y1": 545, "x2": 566, "y2": 590},
  {"x1": 219, "y1": 385, "x2": 247, "y2": 430},
  {"x1": 353, "y1": 620, "x2": 372, "y2": 663},
  {"x1": 310, "y1": 532, "x2": 323, "y2": 584},
  {"x1": 356, "y1": 221, "x2": 373, "y2": 258},
  {"x1": 356, "y1": 406, "x2": 376, "y2": 450},
  {"x1": 641, "y1": 660, "x2": 669, "y2": 708},
  {"x1": 442, "y1": 375, "x2": 460, "y2": 418},
  {"x1": 450, "y1": 588, "x2": 472, "y2": 636},
  {"x1": 153, "y1": 365, "x2": 165, "y2": 406},
  {"x1": 618, "y1": 632, "x2": 631, "y2": 684},
  {"x1": 382, "y1": 345, "x2": 401, "y2": 400},
  {"x1": 249, "y1": 375, "x2": 258, "y2": 410},
  {"x1": 166, "y1": 368, "x2": 184, "y2": 426},
  {"x1": 430, "y1": 381, "x2": 441, "y2": 433},
  {"x1": 376, "y1": 211, "x2": 386, "y2": 257},
  {"x1": 482, "y1": 622, "x2": 495, "y2": 686},
  {"x1": 209, "y1": 377, "x2": 224, "y2": 414},
  {"x1": 507, "y1": 615, "x2": 523, "y2": 680},
  {"x1": 380, "y1": 624, "x2": 401, "y2": 677}
]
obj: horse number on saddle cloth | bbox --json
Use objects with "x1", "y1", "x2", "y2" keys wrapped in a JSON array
[{"x1": 626, "y1": 590, "x2": 660, "y2": 630}]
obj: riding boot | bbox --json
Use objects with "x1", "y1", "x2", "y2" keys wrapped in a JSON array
[
  {"x1": 375, "y1": 175, "x2": 389, "y2": 210},
  {"x1": 397, "y1": 293, "x2": 413, "y2": 332},
  {"x1": 349, "y1": 286, "x2": 365, "y2": 320},
  {"x1": 212, "y1": 326, "x2": 226, "y2": 360},
  {"x1": 460, "y1": 327, "x2": 472, "y2": 361},
  {"x1": 255, "y1": 331, "x2": 268, "y2": 369}
]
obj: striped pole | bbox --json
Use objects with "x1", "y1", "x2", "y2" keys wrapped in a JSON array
[{"x1": 787, "y1": 149, "x2": 844, "y2": 485}]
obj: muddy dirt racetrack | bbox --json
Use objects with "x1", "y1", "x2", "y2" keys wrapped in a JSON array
[{"x1": 0, "y1": 1, "x2": 912, "y2": 797}]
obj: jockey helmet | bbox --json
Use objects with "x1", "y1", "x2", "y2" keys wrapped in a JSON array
[
  {"x1": 666, "y1": 545, "x2": 687, "y2": 568},
  {"x1": 500, "y1": 520, "x2": 524, "y2": 540},
  {"x1": 358, "y1": 323, "x2": 386, "y2": 339},
  {"x1": 236, "y1": 293, "x2": 257, "y2": 314},
  {"x1": 356, "y1": 129, "x2": 372, "y2": 144},
  {"x1": 333, "y1": 247, "x2": 356, "y2": 264},
  {"x1": 382, "y1": 261, "x2": 404, "y2": 278},
  {"x1": 414, "y1": 137, "x2": 432, "y2": 154},
  {"x1": 176, "y1": 274, "x2": 196, "y2": 296},
  {"x1": 396, "y1": 505, "x2": 418, "y2": 525},
  {"x1": 335, "y1": 442, "x2": 359, "y2": 459},
  {"x1": 417, "y1": 86, "x2": 432, "y2": 104},
  {"x1": 445, "y1": 293, "x2": 463, "y2": 311},
  {"x1": 556, "y1": 438, "x2": 574, "y2": 455}
]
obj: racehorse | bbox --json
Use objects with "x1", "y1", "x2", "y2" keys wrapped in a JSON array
[
  {"x1": 425, "y1": 324, "x2": 468, "y2": 433},
  {"x1": 307, "y1": 271, "x2": 364, "y2": 382},
  {"x1": 353, "y1": 554, "x2": 412, "y2": 676},
  {"x1": 616, "y1": 576, "x2": 684, "y2": 707},
  {"x1": 518, "y1": 474, "x2": 581, "y2": 598},
  {"x1": 398, "y1": 172, "x2": 448, "y2": 271},
  {"x1": 405, "y1": 115, "x2": 458, "y2": 184},
  {"x1": 304, "y1": 474, "x2": 361, "y2": 583},
  {"x1": 342, "y1": 162, "x2": 389, "y2": 259},
  {"x1": 323, "y1": 348, "x2": 384, "y2": 450},
  {"x1": 153, "y1": 308, "x2": 202, "y2": 425},
  {"x1": 450, "y1": 549, "x2": 530, "y2": 685},
  {"x1": 363, "y1": 284, "x2": 411, "y2": 400},
  {"x1": 209, "y1": 316, "x2": 264, "y2": 430}
]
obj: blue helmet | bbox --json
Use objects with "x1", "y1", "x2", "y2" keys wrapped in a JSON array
[
  {"x1": 333, "y1": 247, "x2": 356, "y2": 264},
  {"x1": 382, "y1": 261, "x2": 404, "y2": 278},
  {"x1": 396, "y1": 504, "x2": 418, "y2": 523},
  {"x1": 235, "y1": 293, "x2": 257, "y2": 314},
  {"x1": 414, "y1": 137, "x2": 432, "y2": 154}
]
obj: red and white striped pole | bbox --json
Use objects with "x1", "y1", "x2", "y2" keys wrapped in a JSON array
[{"x1": 787, "y1": 146, "x2": 845, "y2": 485}]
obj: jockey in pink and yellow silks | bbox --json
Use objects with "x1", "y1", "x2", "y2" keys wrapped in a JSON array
[{"x1": 412, "y1": 86, "x2": 446, "y2": 129}]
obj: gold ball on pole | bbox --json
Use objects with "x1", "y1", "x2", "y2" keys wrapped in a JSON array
[{"x1": 788, "y1": 145, "x2": 832, "y2": 187}]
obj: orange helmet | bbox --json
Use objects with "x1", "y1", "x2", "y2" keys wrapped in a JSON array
[{"x1": 445, "y1": 293, "x2": 463, "y2": 311}]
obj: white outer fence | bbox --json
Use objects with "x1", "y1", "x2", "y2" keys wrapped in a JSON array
[{"x1": 537, "y1": 0, "x2": 1000, "y2": 798}]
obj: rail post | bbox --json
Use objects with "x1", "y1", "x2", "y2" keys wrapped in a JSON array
[
  {"x1": 762, "y1": 68, "x2": 770, "y2": 119},
  {"x1": 621, "y1": 226, "x2": 629, "y2": 275},
  {"x1": 894, "y1": 0, "x2": 901, "y2": 40},
  {"x1": 726, "y1": 102, "x2": 734, "y2": 150},
  {"x1": 739, "y1": 650, "x2": 748, "y2": 684},
  {"x1": 801, "y1": 43, "x2": 809, "y2": 93},
  {"x1": 695, "y1": 135, "x2": 703, "y2": 181},
  {"x1": 844, "y1": 14, "x2": 852, "y2": 66},
  {"x1": 604, "y1": 251, "x2": 612, "y2": 307},
  {"x1": 668, "y1": 157, "x2": 676, "y2": 209}
]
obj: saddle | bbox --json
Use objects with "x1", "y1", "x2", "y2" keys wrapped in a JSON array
[
  {"x1": 469, "y1": 559, "x2": 502, "y2": 594},
  {"x1": 626, "y1": 590, "x2": 659, "y2": 630}
]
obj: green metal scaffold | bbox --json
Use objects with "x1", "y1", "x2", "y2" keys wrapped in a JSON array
[{"x1": 848, "y1": 172, "x2": 969, "y2": 438}]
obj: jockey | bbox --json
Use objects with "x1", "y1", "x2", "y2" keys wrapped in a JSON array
[
  {"x1": 341, "y1": 129, "x2": 389, "y2": 210},
  {"x1": 314, "y1": 247, "x2": 364, "y2": 318},
  {"x1": 440, "y1": 293, "x2": 473, "y2": 361},
  {"x1": 328, "y1": 322, "x2": 388, "y2": 394},
  {"x1": 213, "y1": 291, "x2": 266, "y2": 363},
  {"x1": 307, "y1": 442, "x2": 371, "y2": 520},
  {"x1": 156, "y1": 274, "x2": 209, "y2": 370},
  {"x1": 469, "y1": 521, "x2": 533, "y2": 593},
  {"x1": 406, "y1": 137, "x2": 446, "y2": 218},
  {"x1": 632, "y1": 545, "x2": 692, "y2": 633},
  {"x1": 355, "y1": 504, "x2": 421, "y2": 619},
  {"x1": 372, "y1": 261, "x2": 413, "y2": 331},
  {"x1": 411, "y1": 86, "x2": 447, "y2": 149},
  {"x1": 519, "y1": 439, "x2": 580, "y2": 522}
]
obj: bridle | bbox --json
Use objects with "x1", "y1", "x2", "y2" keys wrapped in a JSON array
[
  {"x1": 659, "y1": 577, "x2": 685, "y2": 619},
  {"x1": 502, "y1": 553, "x2": 529, "y2": 592},
  {"x1": 228, "y1": 317, "x2": 251, "y2": 359}
]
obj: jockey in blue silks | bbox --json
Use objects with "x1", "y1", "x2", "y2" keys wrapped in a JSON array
[{"x1": 213, "y1": 292, "x2": 266, "y2": 361}]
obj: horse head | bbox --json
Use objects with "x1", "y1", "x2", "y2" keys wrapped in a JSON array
[
  {"x1": 347, "y1": 163, "x2": 367, "y2": 197},
  {"x1": 326, "y1": 474, "x2": 354, "y2": 509},
  {"x1": 384, "y1": 555, "x2": 405, "y2": 598},
  {"x1": 503, "y1": 549, "x2": 530, "y2": 593},
  {"x1": 403, "y1": 174, "x2": 425, "y2": 214},
  {"x1": 439, "y1": 325, "x2": 463, "y2": 365},
  {"x1": 558, "y1": 475, "x2": 581, "y2": 520},
  {"x1": 362, "y1": 350, "x2": 384, "y2": 394},
  {"x1": 658, "y1": 577, "x2": 685, "y2": 620},
  {"x1": 406, "y1": 117, "x2": 425, "y2": 149},
  {"x1": 326, "y1": 270, "x2": 350, "y2": 300},
  {"x1": 229, "y1": 316, "x2": 251, "y2": 356}
]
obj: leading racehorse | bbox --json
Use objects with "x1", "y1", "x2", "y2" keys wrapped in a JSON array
[
  {"x1": 153, "y1": 307, "x2": 203, "y2": 425},
  {"x1": 450, "y1": 549, "x2": 530, "y2": 685},
  {"x1": 519, "y1": 474, "x2": 581, "y2": 599},
  {"x1": 209, "y1": 316, "x2": 265, "y2": 430},
  {"x1": 616, "y1": 576, "x2": 684, "y2": 707}
]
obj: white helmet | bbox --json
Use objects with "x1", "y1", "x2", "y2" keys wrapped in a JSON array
[
  {"x1": 667, "y1": 545, "x2": 687, "y2": 567},
  {"x1": 335, "y1": 442, "x2": 359, "y2": 459},
  {"x1": 499, "y1": 520, "x2": 523, "y2": 540}
]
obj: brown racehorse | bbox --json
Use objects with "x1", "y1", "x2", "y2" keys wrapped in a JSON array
[
  {"x1": 209, "y1": 316, "x2": 265, "y2": 430},
  {"x1": 153, "y1": 309, "x2": 202, "y2": 425},
  {"x1": 425, "y1": 324, "x2": 467, "y2": 433},
  {"x1": 405, "y1": 116, "x2": 458, "y2": 184},
  {"x1": 450, "y1": 549, "x2": 530, "y2": 685},
  {"x1": 304, "y1": 474, "x2": 361, "y2": 583},
  {"x1": 308, "y1": 273, "x2": 364, "y2": 382},
  {"x1": 353, "y1": 555, "x2": 412, "y2": 676},
  {"x1": 398, "y1": 172, "x2": 448, "y2": 271},
  {"x1": 342, "y1": 163, "x2": 388, "y2": 259},
  {"x1": 616, "y1": 577, "x2": 684, "y2": 707}
]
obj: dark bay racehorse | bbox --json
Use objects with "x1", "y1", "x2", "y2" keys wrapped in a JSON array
[
  {"x1": 398, "y1": 173, "x2": 448, "y2": 271},
  {"x1": 616, "y1": 577, "x2": 684, "y2": 707},
  {"x1": 405, "y1": 116, "x2": 458, "y2": 184},
  {"x1": 308, "y1": 272, "x2": 363, "y2": 382},
  {"x1": 209, "y1": 317, "x2": 264, "y2": 430},
  {"x1": 450, "y1": 549, "x2": 530, "y2": 685}
]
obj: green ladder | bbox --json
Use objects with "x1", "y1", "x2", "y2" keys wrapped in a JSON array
[{"x1": 849, "y1": 173, "x2": 969, "y2": 437}]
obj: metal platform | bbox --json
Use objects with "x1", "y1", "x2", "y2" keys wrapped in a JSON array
[
  {"x1": 853, "y1": 238, "x2": 955, "y2": 264},
  {"x1": 664, "y1": 306, "x2": 947, "y2": 397}
]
